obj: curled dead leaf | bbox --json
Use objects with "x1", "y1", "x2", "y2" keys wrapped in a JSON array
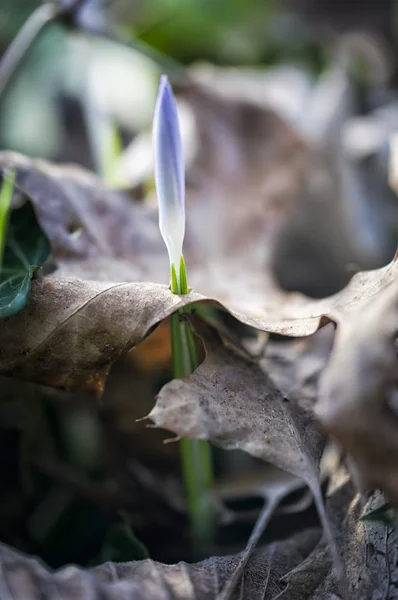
[
  {"x1": 150, "y1": 317, "x2": 324, "y2": 482},
  {"x1": 0, "y1": 243, "x2": 396, "y2": 394},
  {"x1": 316, "y1": 278, "x2": 398, "y2": 503},
  {"x1": 0, "y1": 528, "x2": 321, "y2": 600}
]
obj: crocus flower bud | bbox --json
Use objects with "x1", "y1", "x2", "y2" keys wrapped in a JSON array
[{"x1": 153, "y1": 75, "x2": 187, "y2": 294}]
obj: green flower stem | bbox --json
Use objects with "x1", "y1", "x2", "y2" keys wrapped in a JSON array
[
  {"x1": 0, "y1": 4, "x2": 57, "y2": 100},
  {"x1": 170, "y1": 257, "x2": 214, "y2": 554}
]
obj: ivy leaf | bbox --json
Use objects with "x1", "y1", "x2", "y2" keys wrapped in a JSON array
[{"x1": 0, "y1": 200, "x2": 50, "y2": 318}]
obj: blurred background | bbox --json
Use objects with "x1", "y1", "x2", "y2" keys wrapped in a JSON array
[{"x1": 0, "y1": 0, "x2": 397, "y2": 570}]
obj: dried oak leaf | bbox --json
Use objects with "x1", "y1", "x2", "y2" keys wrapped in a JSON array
[
  {"x1": 151, "y1": 318, "x2": 323, "y2": 484},
  {"x1": 0, "y1": 528, "x2": 320, "y2": 600},
  {"x1": 0, "y1": 279, "x2": 205, "y2": 393},
  {"x1": 316, "y1": 276, "x2": 398, "y2": 504}
]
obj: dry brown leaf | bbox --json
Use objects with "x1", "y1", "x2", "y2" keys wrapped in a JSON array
[
  {"x1": 0, "y1": 279, "x2": 206, "y2": 393},
  {"x1": 180, "y1": 75, "x2": 387, "y2": 297},
  {"x1": 261, "y1": 323, "x2": 335, "y2": 412},
  {"x1": 278, "y1": 474, "x2": 355, "y2": 600},
  {"x1": 276, "y1": 539, "x2": 332, "y2": 599},
  {"x1": 151, "y1": 318, "x2": 323, "y2": 483},
  {"x1": 150, "y1": 318, "x2": 345, "y2": 596},
  {"x1": 1, "y1": 255, "x2": 395, "y2": 392},
  {"x1": 312, "y1": 478, "x2": 398, "y2": 599},
  {"x1": 0, "y1": 528, "x2": 320, "y2": 600},
  {"x1": 316, "y1": 278, "x2": 398, "y2": 503},
  {"x1": 274, "y1": 471, "x2": 398, "y2": 600},
  {"x1": 1, "y1": 151, "x2": 166, "y2": 284},
  {"x1": 215, "y1": 467, "x2": 311, "y2": 600},
  {"x1": 344, "y1": 491, "x2": 398, "y2": 599}
]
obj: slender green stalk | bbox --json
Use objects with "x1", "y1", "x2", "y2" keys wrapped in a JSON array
[
  {"x1": 103, "y1": 127, "x2": 124, "y2": 186},
  {"x1": 0, "y1": 169, "x2": 15, "y2": 269},
  {"x1": 0, "y1": 3, "x2": 57, "y2": 100},
  {"x1": 170, "y1": 257, "x2": 214, "y2": 555}
]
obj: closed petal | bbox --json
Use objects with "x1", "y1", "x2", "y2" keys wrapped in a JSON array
[{"x1": 153, "y1": 75, "x2": 185, "y2": 273}]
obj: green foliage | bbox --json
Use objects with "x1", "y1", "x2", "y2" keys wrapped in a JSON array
[
  {"x1": 136, "y1": 0, "x2": 278, "y2": 64},
  {"x1": 361, "y1": 502, "x2": 396, "y2": 526},
  {"x1": 100, "y1": 519, "x2": 149, "y2": 563},
  {"x1": 0, "y1": 198, "x2": 50, "y2": 318},
  {"x1": 0, "y1": 169, "x2": 15, "y2": 265},
  {"x1": 170, "y1": 256, "x2": 189, "y2": 295}
]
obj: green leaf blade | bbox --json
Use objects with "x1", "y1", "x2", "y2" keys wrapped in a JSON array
[
  {"x1": 0, "y1": 198, "x2": 50, "y2": 318},
  {"x1": 0, "y1": 169, "x2": 15, "y2": 266}
]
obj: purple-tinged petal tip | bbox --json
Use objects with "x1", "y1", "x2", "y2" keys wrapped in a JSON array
[{"x1": 153, "y1": 75, "x2": 186, "y2": 278}]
